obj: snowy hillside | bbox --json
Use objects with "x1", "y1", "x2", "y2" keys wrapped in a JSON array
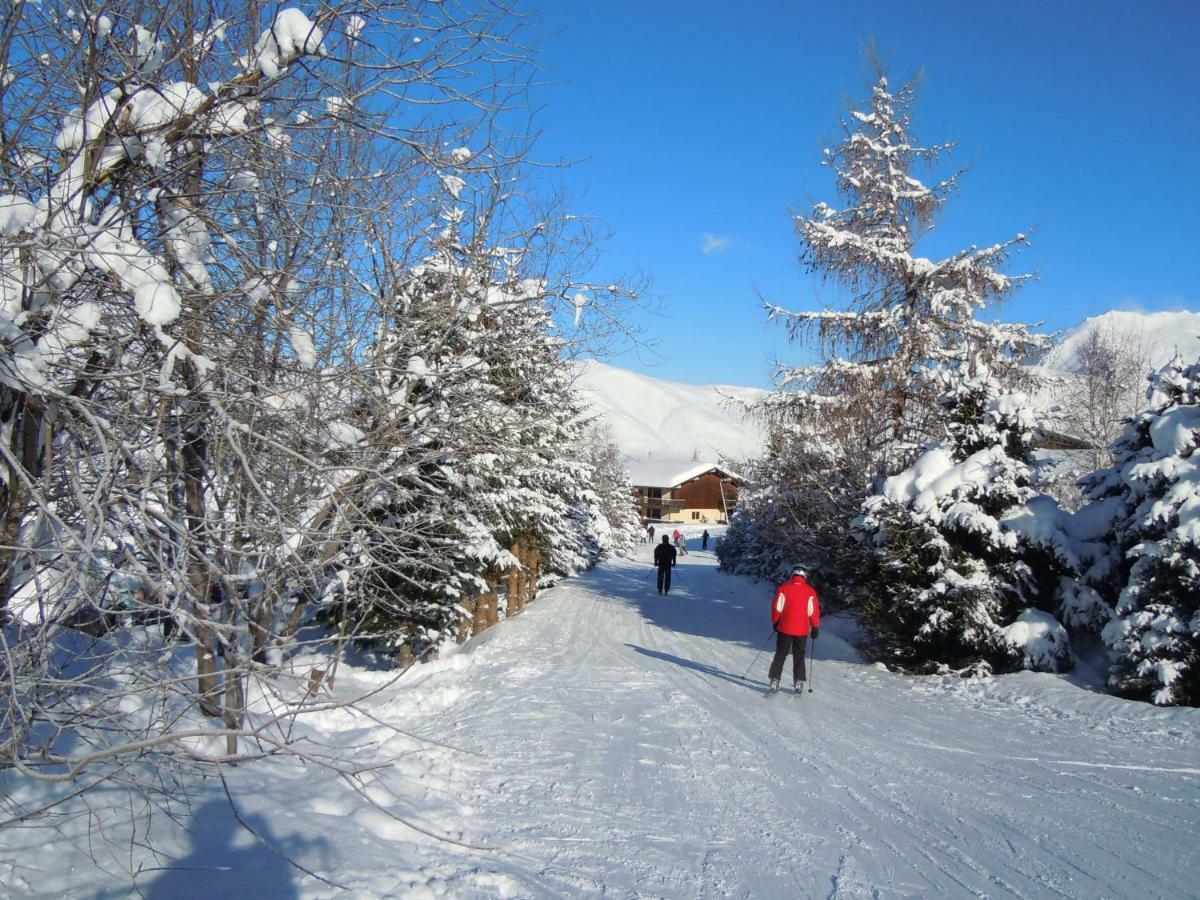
[
  {"x1": 573, "y1": 359, "x2": 768, "y2": 463},
  {"x1": 575, "y1": 311, "x2": 1200, "y2": 470},
  {"x1": 1042, "y1": 309, "x2": 1200, "y2": 373}
]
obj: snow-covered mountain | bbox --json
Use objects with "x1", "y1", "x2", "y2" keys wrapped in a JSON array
[
  {"x1": 573, "y1": 310, "x2": 1199, "y2": 469},
  {"x1": 573, "y1": 359, "x2": 768, "y2": 464},
  {"x1": 1041, "y1": 309, "x2": 1200, "y2": 373}
]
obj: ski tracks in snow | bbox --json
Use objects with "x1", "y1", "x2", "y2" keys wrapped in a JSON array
[{"x1": 337, "y1": 535, "x2": 1199, "y2": 897}]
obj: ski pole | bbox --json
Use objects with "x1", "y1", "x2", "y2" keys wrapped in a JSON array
[
  {"x1": 740, "y1": 629, "x2": 776, "y2": 681},
  {"x1": 808, "y1": 636, "x2": 816, "y2": 693}
]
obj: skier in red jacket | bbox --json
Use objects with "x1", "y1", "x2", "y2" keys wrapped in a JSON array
[{"x1": 768, "y1": 565, "x2": 821, "y2": 694}]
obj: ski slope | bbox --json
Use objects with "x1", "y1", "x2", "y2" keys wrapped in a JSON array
[
  {"x1": 6, "y1": 528, "x2": 1198, "y2": 897},
  {"x1": 573, "y1": 359, "x2": 767, "y2": 462}
]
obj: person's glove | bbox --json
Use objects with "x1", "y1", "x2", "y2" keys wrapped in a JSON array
[
  {"x1": 811, "y1": 626, "x2": 820, "y2": 640},
  {"x1": 772, "y1": 621, "x2": 779, "y2": 633}
]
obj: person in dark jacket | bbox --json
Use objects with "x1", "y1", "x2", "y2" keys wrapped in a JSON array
[
  {"x1": 768, "y1": 565, "x2": 821, "y2": 693},
  {"x1": 653, "y1": 535, "x2": 677, "y2": 594},
  {"x1": 701, "y1": 529, "x2": 710, "y2": 550}
]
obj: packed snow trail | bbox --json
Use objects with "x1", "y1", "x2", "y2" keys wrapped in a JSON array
[
  {"x1": 319, "y1": 530, "x2": 1197, "y2": 897},
  {"x1": 8, "y1": 529, "x2": 1197, "y2": 897}
]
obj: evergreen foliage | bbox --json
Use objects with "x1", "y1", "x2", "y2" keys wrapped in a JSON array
[
  {"x1": 721, "y1": 58, "x2": 1045, "y2": 589},
  {"x1": 774, "y1": 64, "x2": 1043, "y2": 473},
  {"x1": 319, "y1": 223, "x2": 611, "y2": 656},
  {"x1": 1082, "y1": 358, "x2": 1200, "y2": 705},
  {"x1": 581, "y1": 424, "x2": 643, "y2": 557},
  {"x1": 856, "y1": 375, "x2": 1071, "y2": 674}
]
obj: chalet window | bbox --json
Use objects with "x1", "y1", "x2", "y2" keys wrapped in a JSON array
[{"x1": 691, "y1": 511, "x2": 700, "y2": 520}]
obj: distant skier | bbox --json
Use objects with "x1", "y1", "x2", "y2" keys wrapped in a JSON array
[
  {"x1": 653, "y1": 535, "x2": 677, "y2": 594},
  {"x1": 768, "y1": 566, "x2": 821, "y2": 694},
  {"x1": 701, "y1": 529, "x2": 710, "y2": 551},
  {"x1": 648, "y1": 524, "x2": 655, "y2": 542},
  {"x1": 673, "y1": 528, "x2": 687, "y2": 556}
]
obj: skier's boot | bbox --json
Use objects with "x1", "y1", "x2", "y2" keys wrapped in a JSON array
[
  {"x1": 794, "y1": 681, "x2": 805, "y2": 696},
  {"x1": 769, "y1": 678, "x2": 780, "y2": 693}
]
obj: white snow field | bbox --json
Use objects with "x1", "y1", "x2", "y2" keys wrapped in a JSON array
[
  {"x1": 573, "y1": 360, "x2": 767, "y2": 462},
  {"x1": 1041, "y1": 309, "x2": 1200, "y2": 374},
  {"x1": 4, "y1": 527, "x2": 1199, "y2": 898}
]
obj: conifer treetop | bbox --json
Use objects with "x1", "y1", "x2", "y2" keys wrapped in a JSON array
[{"x1": 768, "y1": 63, "x2": 1045, "y2": 464}]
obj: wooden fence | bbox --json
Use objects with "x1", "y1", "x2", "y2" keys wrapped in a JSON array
[{"x1": 457, "y1": 538, "x2": 541, "y2": 644}]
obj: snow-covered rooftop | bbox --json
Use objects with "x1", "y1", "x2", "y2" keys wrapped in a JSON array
[{"x1": 626, "y1": 458, "x2": 740, "y2": 488}]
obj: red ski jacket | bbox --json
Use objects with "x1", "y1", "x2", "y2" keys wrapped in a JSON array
[{"x1": 772, "y1": 576, "x2": 820, "y2": 637}]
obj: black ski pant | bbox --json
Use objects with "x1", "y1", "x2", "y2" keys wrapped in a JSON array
[
  {"x1": 656, "y1": 565, "x2": 673, "y2": 593},
  {"x1": 768, "y1": 633, "x2": 808, "y2": 683}
]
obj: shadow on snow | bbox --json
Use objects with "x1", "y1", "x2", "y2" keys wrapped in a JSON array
[
  {"x1": 624, "y1": 642, "x2": 772, "y2": 692},
  {"x1": 100, "y1": 798, "x2": 331, "y2": 900}
]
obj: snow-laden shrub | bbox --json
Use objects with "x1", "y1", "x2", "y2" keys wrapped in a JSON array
[
  {"x1": 1002, "y1": 609, "x2": 1072, "y2": 672},
  {"x1": 1079, "y1": 357, "x2": 1200, "y2": 706},
  {"x1": 855, "y1": 376, "x2": 1072, "y2": 674}
]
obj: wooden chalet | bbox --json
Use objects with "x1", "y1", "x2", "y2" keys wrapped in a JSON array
[{"x1": 628, "y1": 460, "x2": 742, "y2": 524}]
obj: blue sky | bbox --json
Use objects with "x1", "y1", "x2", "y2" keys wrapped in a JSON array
[{"x1": 526, "y1": 0, "x2": 1199, "y2": 388}]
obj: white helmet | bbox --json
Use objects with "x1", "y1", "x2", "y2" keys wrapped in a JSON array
[{"x1": 790, "y1": 565, "x2": 808, "y2": 579}]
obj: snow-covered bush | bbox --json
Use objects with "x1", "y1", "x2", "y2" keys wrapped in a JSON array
[
  {"x1": 1079, "y1": 358, "x2": 1200, "y2": 705},
  {"x1": 856, "y1": 376, "x2": 1071, "y2": 673},
  {"x1": 1002, "y1": 609, "x2": 1072, "y2": 673}
]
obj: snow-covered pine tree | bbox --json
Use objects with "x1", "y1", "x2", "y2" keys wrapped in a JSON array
[
  {"x1": 321, "y1": 180, "x2": 622, "y2": 657},
  {"x1": 579, "y1": 424, "x2": 642, "y2": 557},
  {"x1": 721, "y1": 59, "x2": 1046, "y2": 584},
  {"x1": 1082, "y1": 357, "x2": 1200, "y2": 705},
  {"x1": 856, "y1": 374, "x2": 1073, "y2": 674},
  {"x1": 772, "y1": 65, "x2": 1044, "y2": 470},
  {"x1": 317, "y1": 221, "x2": 511, "y2": 657},
  {"x1": 488, "y1": 283, "x2": 607, "y2": 583},
  {"x1": 715, "y1": 427, "x2": 861, "y2": 583}
]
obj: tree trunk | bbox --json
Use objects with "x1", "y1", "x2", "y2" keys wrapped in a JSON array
[
  {"x1": 176, "y1": 362, "x2": 222, "y2": 718},
  {"x1": 506, "y1": 547, "x2": 522, "y2": 615},
  {"x1": 223, "y1": 649, "x2": 244, "y2": 757},
  {"x1": 0, "y1": 392, "x2": 44, "y2": 615},
  {"x1": 529, "y1": 544, "x2": 540, "y2": 604}
]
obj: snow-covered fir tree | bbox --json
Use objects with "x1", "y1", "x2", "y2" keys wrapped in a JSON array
[
  {"x1": 1079, "y1": 357, "x2": 1200, "y2": 705},
  {"x1": 856, "y1": 374, "x2": 1072, "y2": 674},
  {"x1": 715, "y1": 431, "x2": 859, "y2": 584},
  {"x1": 320, "y1": 193, "x2": 619, "y2": 657},
  {"x1": 773, "y1": 66, "x2": 1043, "y2": 467},
  {"x1": 318, "y1": 227, "x2": 513, "y2": 655},
  {"x1": 721, "y1": 59, "x2": 1046, "y2": 584},
  {"x1": 579, "y1": 424, "x2": 642, "y2": 557}
]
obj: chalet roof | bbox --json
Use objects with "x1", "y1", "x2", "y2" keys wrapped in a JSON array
[
  {"x1": 1036, "y1": 429, "x2": 1097, "y2": 452},
  {"x1": 627, "y1": 459, "x2": 742, "y2": 489}
]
